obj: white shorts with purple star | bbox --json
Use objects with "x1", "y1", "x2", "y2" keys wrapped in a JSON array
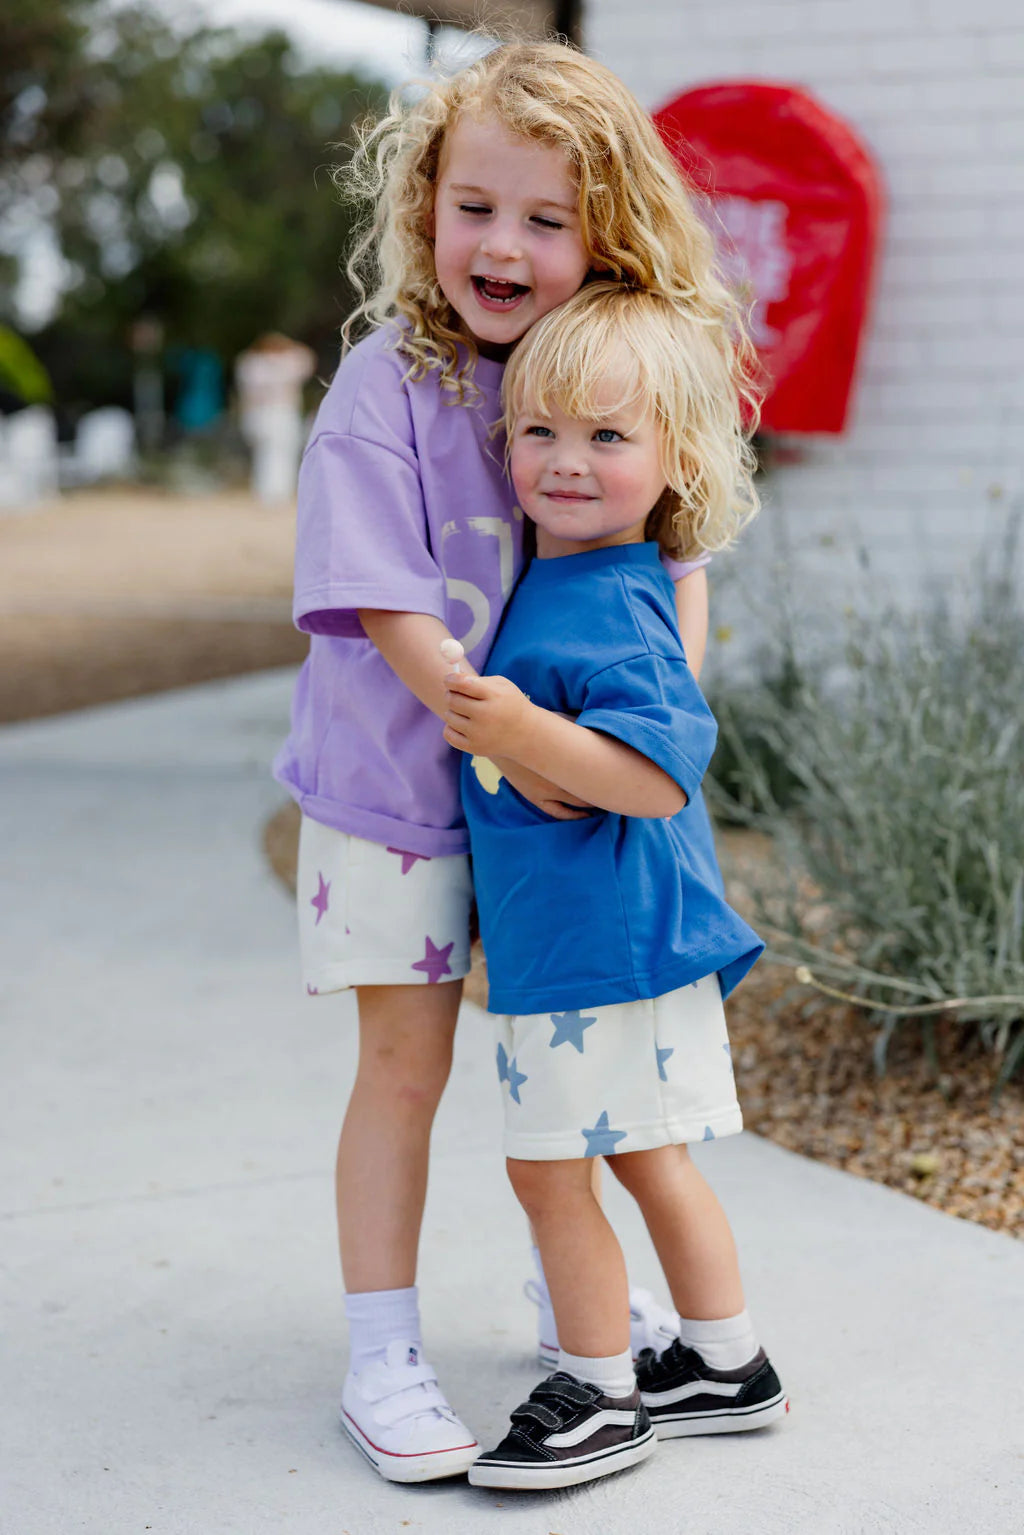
[
  {"x1": 297, "y1": 817, "x2": 473, "y2": 994},
  {"x1": 493, "y1": 974, "x2": 742, "y2": 1160}
]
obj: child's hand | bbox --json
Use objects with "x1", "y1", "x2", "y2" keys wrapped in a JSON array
[
  {"x1": 496, "y1": 760, "x2": 593, "y2": 820},
  {"x1": 443, "y1": 673, "x2": 534, "y2": 760}
]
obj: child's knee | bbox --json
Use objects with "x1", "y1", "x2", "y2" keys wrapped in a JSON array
[
  {"x1": 607, "y1": 1142, "x2": 689, "y2": 1194},
  {"x1": 357, "y1": 1044, "x2": 451, "y2": 1116},
  {"x1": 507, "y1": 1156, "x2": 587, "y2": 1224}
]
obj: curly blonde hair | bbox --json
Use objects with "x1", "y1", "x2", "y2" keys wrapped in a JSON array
[
  {"x1": 503, "y1": 283, "x2": 759, "y2": 558},
  {"x1": 339, "y1": 40, "x2": 759, "y2": 418}
]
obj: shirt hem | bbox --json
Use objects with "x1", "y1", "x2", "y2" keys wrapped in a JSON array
[
  {"x1": 485, "y1": 948, "x2": 760, "y2": 1015},
  {"x1": 273, "y1": 779, "x2": 470, "y2": 859},
  {"x1": 294, "y1": 583, "x2": 447, "y2": 631}
]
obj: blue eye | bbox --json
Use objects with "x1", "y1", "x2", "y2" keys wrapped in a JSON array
[
  {"x1": 525, "y1": 424, "x2": 555, "y2": 438},
  {"x1": 594, "y1": 428, "x2": 622, "y2": 444}
]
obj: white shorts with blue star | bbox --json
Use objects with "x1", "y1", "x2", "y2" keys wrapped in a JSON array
[
  {"x1": 493, "y1": 975, "x2": 743, "y2": 1161},
  {"x1": 296, "y1": 817, "x2": 473, "y2": 994}
]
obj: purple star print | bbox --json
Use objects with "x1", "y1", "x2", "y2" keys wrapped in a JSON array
[
  {"x1": 411, "y1": 936, "x2": 454, "y2": 984},
  {"x1": 310, "y1": 872, "x2": 330, "y2": 926},
  {"x1": 387, "y1": 847, "x2": 431, "y2": 876}
]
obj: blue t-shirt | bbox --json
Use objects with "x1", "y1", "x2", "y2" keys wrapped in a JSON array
[{"x1": 461, "y1": 542, "x2": 763, "y2": 1015}]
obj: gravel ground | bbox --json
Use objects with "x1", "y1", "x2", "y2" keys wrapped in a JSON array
[
  {"x1": 6, "y1": 488, "x2": 1018, "y2": 1239},
  {"x1": 713, "y1": 830, "x2": 1024, "y2": 1239}
]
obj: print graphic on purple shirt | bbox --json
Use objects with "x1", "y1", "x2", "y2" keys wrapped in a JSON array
[{"x1": 274, "y1": 324, "x2": 710, "y2": 858}]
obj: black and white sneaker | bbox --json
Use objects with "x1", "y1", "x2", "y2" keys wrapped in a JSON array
[
  {"x1": 468, "y1": 1372, "x2": 657, "y2": 1490},
  {"x1": 636, "y1": 1339, "x2": 788, "y2": 1437}
]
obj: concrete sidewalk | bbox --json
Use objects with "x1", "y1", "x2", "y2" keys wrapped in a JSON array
[{"x1": 2, "y1": 669, "x2": 1022, "y2": 1535}]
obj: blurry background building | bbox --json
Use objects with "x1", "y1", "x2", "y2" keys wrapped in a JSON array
[{"x1": 583, "y1": 0, "x2": 1023, "y2": 636}]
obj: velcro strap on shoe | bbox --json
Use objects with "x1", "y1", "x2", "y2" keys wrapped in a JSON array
[
  {"x1": 510, "y1": 1400, "x2": 563, "y2": 1432},
  {"x1": 533, "y1": 1377, "x2": 599, "y2": 1409},
  {"x1": 373, "y1": 1378, "x2": 450, "y2": 1429},
  {"x1": 360, "y1": 1361, "x2": 438, "y2": 1404}
]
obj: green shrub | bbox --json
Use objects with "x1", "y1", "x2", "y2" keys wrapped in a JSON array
[
  {"x1": 707, "y1": 648, "x2": 807, "y2": 824},
  {"x1": 711, "y1": 540, "x2": 1024, "y2": 1085}
]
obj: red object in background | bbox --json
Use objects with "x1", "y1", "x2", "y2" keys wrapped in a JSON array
[{"x1": 653, "y1": 81, "x2": 884, "y2": 434}]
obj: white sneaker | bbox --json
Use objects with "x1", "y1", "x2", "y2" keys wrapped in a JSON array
[
  {"x1": 340, "y1": 1340, "x2": 480, "y2": 1482},
  {"x1": 627, "y1": 1287, "x2": 681, "y2": 1357},
  {"x1": 527, "y1": 1280, "x2": 680, "y2": 1369}
]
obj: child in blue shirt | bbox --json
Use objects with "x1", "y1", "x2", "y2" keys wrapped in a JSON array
[{"x1": 443, "y1": 283, "x2": 787, "y2": 1490}]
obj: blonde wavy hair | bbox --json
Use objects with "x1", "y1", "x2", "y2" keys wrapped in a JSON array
[
  {"x1": 503, "y1": 283, "x2": 759, "y2": 558},
  {"x1": 339, "y1": 39, "x2": 759, "y2": 419}
]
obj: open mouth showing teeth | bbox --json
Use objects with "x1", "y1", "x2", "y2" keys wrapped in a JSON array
[{"x1": 473, "y1": 276, "x2": 529, "y2": 304}]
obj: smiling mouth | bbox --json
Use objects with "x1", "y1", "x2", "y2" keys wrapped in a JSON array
[
  {"x1": 472, "y1": 276, "x2": 530, "y2": 306},
  {"x1": 544, "y1": 491, "x2": 595, "y2": 502}
]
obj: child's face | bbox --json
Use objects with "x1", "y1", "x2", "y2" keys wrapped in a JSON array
[
  {"x1": 431, "y1": 114, "x2": 591, "y2": 359},
  {"x1": 509, "y1": 385, "x2": 669, "y2": 558}
]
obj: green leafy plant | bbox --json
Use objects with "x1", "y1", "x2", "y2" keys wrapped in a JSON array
[{"x1": 712, "y1": 532, "x2": 1024, "y2": 1087}]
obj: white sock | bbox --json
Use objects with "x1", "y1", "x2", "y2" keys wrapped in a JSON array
[
  {"x1": 557, "y1": 1347, "x2": 636, "y2": 1400},
  {"x1": 676, "y1": 1310, "x2": 759, "y2": 1371},
  {"x1": 344, "y1": 1285, "x2": 421, "y2": 1374}
]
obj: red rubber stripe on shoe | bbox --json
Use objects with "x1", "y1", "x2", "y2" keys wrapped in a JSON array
[{"x1": 342, "y1": 1410, "x2": 478, "y2": 1458}]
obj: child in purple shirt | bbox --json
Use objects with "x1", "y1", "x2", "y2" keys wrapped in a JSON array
[{"x1": 274, "y1": 41, "x2": 754, "y2": 1483}]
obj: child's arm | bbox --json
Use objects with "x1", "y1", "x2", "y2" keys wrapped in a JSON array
[
  {"x1": 359, "y1": 609, "x2": 591, "y2": 820},
  {"x1": 675, "y1": 567, "x2": 708, "y2": 680},
  {"x1": 359, "y1": 609, "x2": 473, "y2": 720},
  {"x1": 443, "y1": 673, "x2": 686, "y2": 820}
]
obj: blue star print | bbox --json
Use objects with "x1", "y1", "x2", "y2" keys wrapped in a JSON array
[
  {"x1": 703, "y1": 1125, "x2": 716, "y2": 1141},
  {"x1": 581, "y1": 1111, "x2": 628, "y2": 1158},
  {"x1": 496, "y1": 1042, "x2": 527, "y2": 1104},
  {"x1": 656, "y1": 1045, "x2": 674, "y2": 1082},
  {"x1": 506, "y1": 1057, "x2": 528, "y2": 1105},
  {"x1": 549, "y1": 1010, "x2": 597, "y2": 1054}
]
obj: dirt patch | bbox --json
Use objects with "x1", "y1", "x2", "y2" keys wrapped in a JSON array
[
  {"x1": 724, "y1": 953, "x2": 1023, "y2": 1240},
  {"x1": 0, "y1": 486, "x2": 306, "y2": 722}
]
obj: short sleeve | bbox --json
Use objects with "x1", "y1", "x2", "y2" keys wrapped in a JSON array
[
  {"x1": 661, "y1": 552, "x2": 712, "y2": 582},
  {"x1": 576, "y1": 652, "x2": 718, "y2": 806},
  {"x1": 293, "y1": 430, "x2": 447, "y2": 638}
]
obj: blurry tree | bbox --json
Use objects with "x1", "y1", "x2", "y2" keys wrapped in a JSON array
[{"x1": 1, "y1": 0, "x2": 389, "y2": 412}]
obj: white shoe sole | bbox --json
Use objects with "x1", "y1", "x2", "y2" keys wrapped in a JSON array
[
  {"x1": 341, "y1": 1409, "x2": 480, "y2": 1483},
  {"x1": 468, "y1": 1426, "x2": 657, "y2": 1490},
  {"x1": 649, "y1": 1392, "x2": 789, "y2": 1438}
]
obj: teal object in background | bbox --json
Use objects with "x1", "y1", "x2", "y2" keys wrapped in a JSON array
[{"x1": 171, "y1": 347, "x2": 224, "y2": 431}]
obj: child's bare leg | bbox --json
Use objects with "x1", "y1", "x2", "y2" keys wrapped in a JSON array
[
  {"x1": 609, "y1": 1143, "x2": 788, "y2": 1434},
  {"x1": 336, "y1": 980, "x2": 482, "y2": 1481},
  {"x1": 337, "y1": 980, "x2": 461, "y2": 1292},
  {"x1": 607, "y1": 1143, "x2": 744, "y2": 1319},
  {"x1": 509, "y1": 1156, "x2": 629, "y2": 1359},
  {"x1": 471, "y1": 1159, "x2": 655, "y2": 1490},
  {"x1": 527, "y1": 1154, "x2": 603, "y2": 1246}
]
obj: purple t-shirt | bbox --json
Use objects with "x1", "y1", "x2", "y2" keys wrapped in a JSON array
[{"x1": 273, "y1": 323, "x2": 710, "y2": 857}]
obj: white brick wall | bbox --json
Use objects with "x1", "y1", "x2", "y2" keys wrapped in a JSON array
[{"x1": 585, "y1": 0, "x2": 1024, "y2": 654}]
